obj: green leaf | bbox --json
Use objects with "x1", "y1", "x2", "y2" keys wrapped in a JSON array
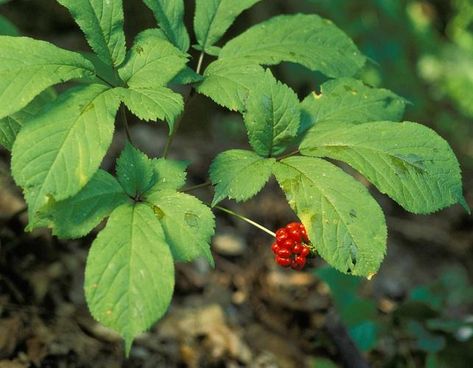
[
  {"x1": 146, "y1": 158, "x2": 188, "y2": 195},
  {"x1": 209, "y1": 149, "x2": 275, "y2": 206},
  {"x1": 219, "y1": 14, "x2": 366, "y2": 78},
  {"x1": 142, "y1": 0, "x2": 190, "y2": 51},
  {"x1": 115, "y1": 87, "x2": 183, "y2": 127},
  {"x1": 0, "y1": 15, "x2": 19, "y2": 36},
  {"x1": 57, "y1": 0, "x2": 126, "y2": 67},
  {"x1": 116, "y1": 143, "x2": 156, "y2": 198},
  {"x1": 300, "y1": 78, "x2": 406, "y2": 134},
  {"x1": 85, "y1": 203, "x2": 174, "y2": 353},
  {"x1": 12, "y1": 84, "x2": 120, "y2": 229},
  {"x1": 0, "y1": 36, "x2": 94, "y2": 119},
  {"x1": 244, "y1": 70, "x2": 300, "y2": 157},
  {"x1": 194, "y1": 0, "x2": 261, "y2": 53},
  {"x1": 197, "y1": 58, "x2": 266, "y2": 111},
  {"x1": 0, "y1": 89, "x2": 56, "y2": 151},
  {"x1": 273, "y1": 156, "x2": 387, "y2": 277},
  {"x1": 171, "y1": 66, "x2": 204, "y2": 85},
  {"x1": 44, "y1": 170, "x2": 129, "y2": 239},
  {"x1": 119, "y1": 29, "x2": 188, "y2": 89},
  {"x1": 146, "y1": 190, "x2": 215, "y2": 265},
  {"x1": 300, "y1": 122, "x2": 467, "y2": 214}
]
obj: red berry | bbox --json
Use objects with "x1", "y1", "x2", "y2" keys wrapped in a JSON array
[
  {"x1": 291, "y1": 256, "x2": 306, "y2": 270},
  {"x1": 276, "y1": 228, "x2": 288, "y2": 240},
  {"x1": 279, "y1": 239, "x2": 295, "y2": 249},
  {"x1": 286, "y1": 222, "x2": 300, "y2": 231},
  {"x1": 292, "y1": 243, "x2": 303, "y2": 254},
  {"x1": 288, "y1": 228, "x2": 302, "y2": 243},
  {"x1": 271, "y1": 242, "x2": 280, "y2": 254},
  {"x1": 294, "y1": 255, "x2": 306, "y2": 265},
  {"x1": 276, "y1": 256, "x2": 291, "y2": 267},
  {"x1": 276, "y1": 248, "x2": 291, "y2": 258},
  {"x1": 301, "y1": 246, "x2": 311, "y2": 257}
]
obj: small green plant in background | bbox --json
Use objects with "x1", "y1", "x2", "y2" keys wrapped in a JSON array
[
  {"x1": 0, "y1": 0, "x2": 469, "y2": 352},
  {"x1": 317, "y1": 265, "x2": 473, "y2": 367}
]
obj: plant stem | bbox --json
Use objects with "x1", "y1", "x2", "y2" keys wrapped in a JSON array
[
  {"x1": 182, "y1": 181, "x2": 212, "y2": 193},
  {"x1": 196, "y1": 52, "x2": 205, "y2": 74},
  {"x1": 119, "y1": 105, "x2": 133, "y2": 144},
  {"x1": 214, "y1": 205, "x2": 276, "y2": 237},
  {"x1": 162, "y1": 52, "x2": 205, "y2": 158},
  {"x1": 276, "y1": 149, "x2": 300, "y2": 161}
]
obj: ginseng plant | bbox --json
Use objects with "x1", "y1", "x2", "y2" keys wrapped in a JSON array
[{"x1": 0, "y1": 0, "x2": 468, "y2": 353}]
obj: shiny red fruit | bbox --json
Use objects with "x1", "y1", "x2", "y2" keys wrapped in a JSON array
[
  {"x1": 276, "y1": 256, "x2": 292, "y2": 267},
  {"x1": 279, "y1": 239, "x2": 295, "y2": 249},
  {"x1": 292, "y1": 243, "x2": 303, "y2": 254},
  {"x1": 301, "y1": 246, "x2": 311, "y2": 257},
  {"x1": 275, "y1": 228, "x2": 288, "y2": 240},
  {"x1": 294, "y1": 255, "x2": 306, "y2": 265},
  {"x1": 288, "y1": 229, "x2": 302, "y2": 243},
  {"x1": 286, "y1": 222, "x2": 300, "y2": 232},
  {"x1": 271, "y1": 242, "x2": 280, "y2": 254},
  {"x1": 276, "y1": 248, "x2": 291, "y2": 258}
]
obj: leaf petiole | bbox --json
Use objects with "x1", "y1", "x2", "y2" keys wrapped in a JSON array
[{"x1": 214, "y1": 205, "x2": 276, "y2": 237}]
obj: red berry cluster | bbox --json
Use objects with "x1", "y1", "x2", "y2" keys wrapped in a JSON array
[{"x1": 271, "y1": 222, "x2": 312, "y2": 270}]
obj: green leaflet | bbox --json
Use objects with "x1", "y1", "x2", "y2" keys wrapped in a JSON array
[
  {"x1": 274, "y1": 156, "x2": 387, "y2": 277},
  {"x1": 85, "y1": 203, "x2": 174, "y2": 354},
  {"x1": 57, "y1": 0, "x2": 126, "y2": 67},
  {"x1": 115, "y1": 87, "x2": 183, "y2": 128},
  {"x1": 146, "y1": 190, "x2": 215, "y2": 265},
  {"x1": 197, "y1": 58, "x2": 266, "y2": 111},
  {"x1": 0, "y1": 89, "x2": 56, "y2": 151},
  {"x1": 116, "y1": 143, "x2": 156, "y2": 198},
  {"x1": 146, "y1": 158, "x2": 188, "y2": 195},
  {"x1": 170, "y1": 66, "x2": 204, "y2": 85},
  {"x1": 219, "y1": 14, "x2": 366, "y2": 78},
  {"x1": 12, "y1": 84, "x2": 120, "y2": 229},
  {"x1": 194, "y1": 0, "x2": 261, "y2": 53},
  {"x1": 44, "y1": 170, "x2": 129, "y2": 239},
  {"x1": 210, "y1": 149, "x2": 275, "y2": 206},
  {"x1": 119, "y1": 29, "x2": 188, "y2": 89},
  {"x1": 300, "y1": 78, "x2": 406, "y2": 134},
  {"x1": 0, "y1": 36, "x2": 94, "y2": 119},
  {"x1": 142, "y1": 0, "x2": 190, "y2": 51},
  {"x1": 300, "y1": 121, "x2": 468, "y2": 214},
  {"x1": 244, "y1": 70, "x2": 301, "y2": 157}
]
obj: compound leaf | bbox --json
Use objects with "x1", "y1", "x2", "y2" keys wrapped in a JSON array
[
  {"x1": 197, "y1": 58, "x2": 266, "y2": 111},
  {"x1": 194, "y1": 0, "x2": 261, "y2": 53},
  {"x1": 210, "y1": 149, "x2": 275, "y2": 206},
  {"x1": 300, "y1": 121, "x2": 467, "y2": 214},
  {"x1": 274, "y1": 156, "x2": 387, "y2": 277},
  {"x1": 12, "y1": 84, "x2": 120, "y2": 229},
  {"x1": 57, "y1": 0, "x2": 126, "y2": 67},
  {"x1": 45, "y1": 169, "x2": 129, "y2": 239},
  {"x1": 146, "y1": 190, "x2": 215, "y2": 265},
  {"x1": 219, "y1": 14, "x2": 365, "y2": 78},
  {"x1": 116, "y1": 143, "x2": 156, "y2": 198},
  {"x1": 300, "y1": 78, "x2": 406, "y2": 134},
  {"x1": 85, "y1": 203, "x2": 174, "y2": 354},
  {"x1": 142, "y1": 0, "x2": 190, "y2": 51},
  {"x1": 116, "y1": 87, "x2": 183, "y2": 128},
  {"x1": 119, "y1": 29, "x2": 188, "y2": 89},
  {"x1": 0, "y1": 36, "x2": 94, "y2": 119},
  {"x1": 244, "y1": 69, "x2": 300, "y2": 157},
  {"x1": 0, "y1": 89, "x2": 56, "y2": 150}
]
